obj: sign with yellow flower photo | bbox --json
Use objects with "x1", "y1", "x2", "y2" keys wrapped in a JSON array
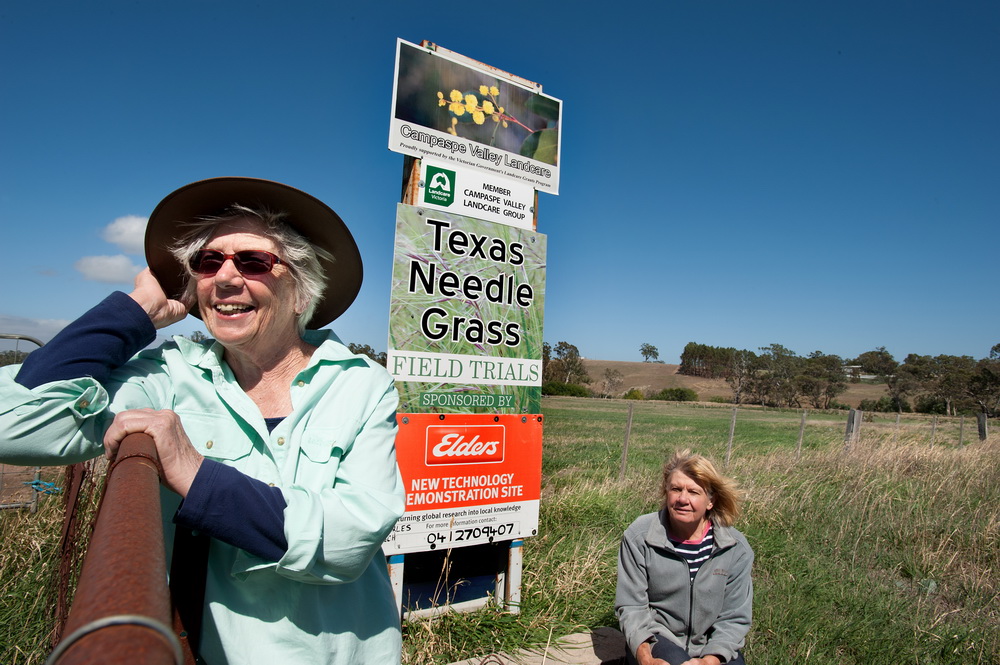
[{"x1": 389, "y1": 39, "x2": 562, "y2": 194}]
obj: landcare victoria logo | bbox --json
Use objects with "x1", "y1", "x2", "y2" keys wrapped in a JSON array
[
  {"x1": 424, "y1": 165, "x2": 456, "y2": 207},
  {"x1": 425, "y1": 424, "x2": 505, "y2": 465}
]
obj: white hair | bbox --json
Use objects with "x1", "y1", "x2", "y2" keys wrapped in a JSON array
[{"x1": 169, "y1": 204, "x2": 334, "y2": 334}]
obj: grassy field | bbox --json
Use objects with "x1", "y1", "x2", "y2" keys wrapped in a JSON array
[
  {"x1": 581, "y1": 359, "x2": 889, "y2": 407},
  {"x1": 404, "y1": 398, "x2": 999, "y2": 664},
  {"x1": 0, "y1": 489, "x2": 62, "y2": 664},
  {"x1": 2, "y1": 398, "x2": 997, "y2": 664}
]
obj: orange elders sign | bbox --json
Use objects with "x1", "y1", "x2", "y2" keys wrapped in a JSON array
[
  {"x1": 383, "y1": 413, "x2": 542, "y2": 554},
  {"x1": 425, "y1": 423, "x2": 506, "y2": 465}
]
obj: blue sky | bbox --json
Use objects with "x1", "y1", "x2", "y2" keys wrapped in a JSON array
[{"x1": 1, "y1": 1, "x2": 997, "y2": 364}]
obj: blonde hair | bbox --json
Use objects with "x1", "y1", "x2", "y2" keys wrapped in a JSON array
[{"x1": 660, "y1": 450, "x2": 742, "y2": 527}]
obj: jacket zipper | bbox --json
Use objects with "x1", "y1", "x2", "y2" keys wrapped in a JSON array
[{"x1": 685, "y1": 571, "x2": 695, "y2": 652}]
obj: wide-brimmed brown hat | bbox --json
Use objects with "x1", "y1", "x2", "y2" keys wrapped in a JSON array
[{"x1": 144, "y1": 177, "x2": 362, "y2": 329}]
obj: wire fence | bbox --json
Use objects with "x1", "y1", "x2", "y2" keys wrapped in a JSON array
[{"x1": 613, "y1": 399, "x2": 994, "y2": 475}]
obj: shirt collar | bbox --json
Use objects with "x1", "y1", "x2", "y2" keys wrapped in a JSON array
[{"x1": 172, "y1": 329, "x2": 360, "y2": 372}]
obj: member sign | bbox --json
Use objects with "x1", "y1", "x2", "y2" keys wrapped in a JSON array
[{"x1": 421, "y1": 161, "x2": 535, "y2": 230}]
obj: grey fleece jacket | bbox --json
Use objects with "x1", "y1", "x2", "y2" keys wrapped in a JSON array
[{"x1": 615, "y1": 510, "x2": 754, "y2": 663}]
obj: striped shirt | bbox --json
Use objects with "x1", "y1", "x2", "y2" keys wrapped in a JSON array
[{"x1": 669, "y1": 522, "x2": 714, "y2": 581}]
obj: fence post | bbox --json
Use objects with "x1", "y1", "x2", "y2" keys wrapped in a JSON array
[
  {"x1": 725, "y1": 407, "x2": 737, "y2": 467},
  {"x1": 977, "y1": 412, "x2": 989, "y2": 441},
  {"x1": 48, "y1": 433, "x2": 185, "y2": 665},
  {"x1": 618, "y1": 402, "x2": 634, "y2": 481},
  {"x1": 929, "y1": 416, "x2": 937, "y2": 448},
  {"x1": 796, "y1": 410, "x2": 807, "y2": 461},
  {"x1": 844, "y1": 409, "x2": 862, "y2": 452},
  {"x1": 959, "y1": 416, "x2": 965, "y2": 448}
]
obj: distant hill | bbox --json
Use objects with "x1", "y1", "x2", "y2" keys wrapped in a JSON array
[{"x1": 581, "y1": 359, "x2": 887, "y2": 408}]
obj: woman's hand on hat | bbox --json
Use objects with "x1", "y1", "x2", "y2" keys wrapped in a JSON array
[
  {"x1": 104, "y1": 408, "x2": 203, "y2": 497},
  {"x1": 129, "y1": 268, "x2": 192, "y2": 329}
]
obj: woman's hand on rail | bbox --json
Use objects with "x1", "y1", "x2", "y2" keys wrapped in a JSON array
[
  {"x1": 104, "y1": 408, "x2": 203, "y2": 497},
  {"x1": 128, "y1": 268, "x2": 192, "y2": 329}
]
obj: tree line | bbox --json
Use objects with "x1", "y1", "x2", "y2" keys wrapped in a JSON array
[
  {"x1": 541, "y1": 341, "x2": 590, "y2": 395},
  {"x1": 0, "y1": 350, "x2": 30, "y2": 367},
  {"x1": 679, "y1": 341, "x2": 1000, "y2": 416}
]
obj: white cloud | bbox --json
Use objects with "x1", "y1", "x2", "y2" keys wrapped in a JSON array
[
  {"x1": 101, "y1": 215, "x2": 147, "y2": 255},
  {"x1": 74, "y1": 255, "x2": 142, "y2": 284},
  {"x1": 0, "y1": 314, "x2": 70, "y2": 346}
]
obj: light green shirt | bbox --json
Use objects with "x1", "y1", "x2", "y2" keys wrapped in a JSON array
[{"x1": 0, "y1": 330, "x2": 405, "y2": 664}]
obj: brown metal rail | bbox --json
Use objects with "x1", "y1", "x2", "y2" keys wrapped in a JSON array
[{"x1": 47, "y1": 433, "x2": 188, "y2": 665}]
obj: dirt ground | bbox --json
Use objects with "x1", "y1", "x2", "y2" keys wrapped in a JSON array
[
  {"x1": 0, "y1": 463, "x2": 40, "y2": 507},
  {"x1": 582, "y1": 359, "x2": 886, "y2": 408}
]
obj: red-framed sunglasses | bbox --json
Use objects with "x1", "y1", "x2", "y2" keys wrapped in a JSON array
[{"x1": 189, "y1": 250, "x2": 284, "y2": 276}]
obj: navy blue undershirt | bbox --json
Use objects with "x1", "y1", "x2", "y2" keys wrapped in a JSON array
[{"x1": 15, "y1": 292, "x2": 288, "y2": 561}]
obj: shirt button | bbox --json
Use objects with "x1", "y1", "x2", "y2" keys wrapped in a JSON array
[
  {"x1": 77, "y1": 399, "x2": 90, "y2": 409},
  {"x1": 206, "y1": 440, "x2": 214, "y2": 449},
  {"x1": 277, "y1": 437, "x2": 285, "y2": 446},
  {"x1": 296, "y1": 380, "x2": 305, "y2": 387},
  {"x1": 268, "y1": 483, "x2": 276, "y2": 487}
]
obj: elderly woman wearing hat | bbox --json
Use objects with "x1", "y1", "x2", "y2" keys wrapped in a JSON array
[
  {"x1": 616, "y1": 451, "x2": 753, "y2": 665},
  {"x1": 0, "y1": 178, "x2": 405, "y2": 664}
]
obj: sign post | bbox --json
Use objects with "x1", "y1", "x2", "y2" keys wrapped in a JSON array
[{"x1": 383, "y1": 38, "x2": 561, "y2": 618}]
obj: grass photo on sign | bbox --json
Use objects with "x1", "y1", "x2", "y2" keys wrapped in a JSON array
[{"x1": 389, "y1": 204, "x2": 546, "y2": 414}]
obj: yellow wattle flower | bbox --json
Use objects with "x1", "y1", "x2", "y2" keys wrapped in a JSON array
[
  {"x1": 472, "y1": 110, "x2": 485, "y2": 125},
  {"x1": 482, "y1": 101, "x2": 495, "y2": 115},
  {"x1": 490, "y1": 86, "x2": 500, "y2": 96},
  {"x1": 449, "y1": 89, "x2": 463, "y2": 102},
  {"x1": 479, "y1": 85, "x2": 489, "y2": 96},
  {"x1": 464, "y1": 93, "x2": 478, "y2": 107}
]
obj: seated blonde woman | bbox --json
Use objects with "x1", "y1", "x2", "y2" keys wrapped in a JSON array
[{"x1": 616, "y1": 451, "x2": 753, "y2": 665}]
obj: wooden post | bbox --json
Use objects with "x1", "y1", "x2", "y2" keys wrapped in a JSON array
[
  {"x1": 845, "y1": 409, "x2": 862, "y2": 452},
  {"x1": 894, "y1": 412, "x2": 901, "y2": 444},
  {"x1": 796, "y1": 410, "x2": 807, "y2": 461},
  {"x1": 387, "y1": 555, "x2": 405, "y2": 619},
  {"x1": 618, "y1": 402, "x2": 634, "y2": 481},
  {"x1": 844, "y1": 410, "x2": 854, "y2": 452},
  {"x1": 959, "y1": 416, "x2": 965, "y2": 448},
  {"x1": 401, "y1": 155, "x2": 421, "y2": 205},
  {"x1": 504, "y1": 540, "x2": 523, "y2": 614},
  {"x1": 977, "y1": 412, "x2": 989, "y2": 441},
  {"x1": 930, "y1": 415, "x2": 937, "y2": 448},
  {"x1": 725, "y1": 407, "x2": 737, "y2": 467}
]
